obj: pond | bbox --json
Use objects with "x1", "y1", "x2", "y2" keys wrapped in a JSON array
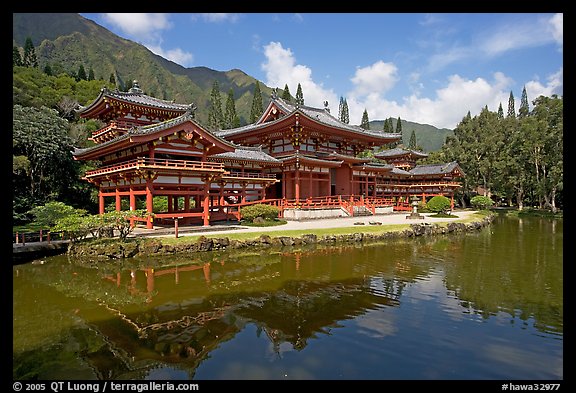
[{"x1": 13, "y1": 212, "x2": 563, "y2": 380}]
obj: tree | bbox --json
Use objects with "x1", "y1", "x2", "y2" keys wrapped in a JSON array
[
  {"x1": 295, "y1": 83, "x2": 304, "y2": 105},
  {"x1": 395, "y1": 116, "x2": 403, "y2": 134},
  {"x1": 77, "y1": 65, "x2": 87, "y2": 81},
  {"x1": 360, "y1": 109, "x2": 370, "y2": 130},
  {"x1": 28, "y1": 201, "x2": 86, "y2": 229},
  {"x1": 109, "y1": 73, "x2": 116, "y2": 85},
  {"x1": 250, "y1": 81, "x2": 263, "y2": 123},
  {"x1": 497, "y1": 103, "x2": 504, "y2": 119},
  {"x1": 43, "y1": 64, "x2": 53, "y2": 76},
  {"x1": 383, "y1": 117, "x2": 392, "y2": 133},
  {"x1": 519, "y1": 86, "x2": 529, "y2": 118},
  {"x1": 470, "y1": 195, "x2": 494, "y2": 210},
  {"x1": 408, "y1": 130, "x2": 417, "y2": 150},
  {"x1": 23, "y1": 37, "x2": 38, "y2": 68},
  {"x1": 224, "y1": 88, "x2": 240, "y2": 129},
  {"x1": 13, "y1": 105, "x2": 77, "y2": 208},
  {"x1": 507, "y1": 91, "x2": 516, "y2": 118},
  {"x1": 13, "y1": 46, "x2": 23, "y2": 67},
  {"x1": 88, "y1": 67, "x2": 95, "y2": 81},
  {"x1": 341, "y1": 98, "x2": 350, "y2": 124},
  {"x1": 338, "y1": 97, "x2": 344, "y2": 120},
  {"x1": 427, "y1": 195, "x2": 451, "y2": 214},
  {"x1": 207, "y1": 80, "x2": 224, "y2": 130},
  {"x1": 282, "y1": 84, "x2": 292, "y2": 101}
]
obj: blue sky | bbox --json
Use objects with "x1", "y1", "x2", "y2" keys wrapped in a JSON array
[{"x1": 80, "y1": 13, "x2": 563, "y2": 129}]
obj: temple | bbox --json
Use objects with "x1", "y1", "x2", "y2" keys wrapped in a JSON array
[{"x1": 73, "y1": 82, "x2": 464, "y2": 228}]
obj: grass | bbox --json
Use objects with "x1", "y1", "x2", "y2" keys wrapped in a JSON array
[{"x1": 241, "y1": 219, "x2": 288, "y2": 227}]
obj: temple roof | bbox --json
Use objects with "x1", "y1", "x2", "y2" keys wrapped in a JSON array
[
  {"x1": 408, "y1": 161, "x2": 465, "y2": 176},
  {"x1": 72, "y1": 112, "x2": 204, "y2": 156},
  {"x1": 216, "y1": 97, "x2": 402, "y2": 141},
  {"x1": 374, "y1": 147, "x2": 429, "y2": 159},
  {"x1": 209, "y1": 146, "x2": 281, "y2": 164},
  {"x1": 77, "y1": 84, "x2": 193, "y2": 117}
]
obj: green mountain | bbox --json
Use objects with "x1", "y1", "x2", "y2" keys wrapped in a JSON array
[
  {"x1": 13, "y1": 13, "x2": 452, "y2": 151},
  {"x1": 12, "y1": 13, "x2": 273, "y2": 126},
  {"x1": 369, "y1": 119, "x2": 453, "y2": 152}
]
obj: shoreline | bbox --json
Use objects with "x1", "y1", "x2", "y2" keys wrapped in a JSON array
[{"x1": 67, "y1": 211, "x2": 496, "y2": 261}]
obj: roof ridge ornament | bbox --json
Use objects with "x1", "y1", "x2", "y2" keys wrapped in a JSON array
[{"x1": 129, "y1": 80, "x2": 143, "y2": 94}]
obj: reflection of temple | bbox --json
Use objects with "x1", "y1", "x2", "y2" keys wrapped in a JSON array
[
  {"x1": 72, "y1": 248, "x2": 415, "y2": 378},
  {"x1": 73, "y1": 83, "x2": 464, "y2": 228}
]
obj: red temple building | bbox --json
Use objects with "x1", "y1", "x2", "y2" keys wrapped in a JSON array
[{"x1": 73, "y1": 82, "x2": 464, "y2": 228}]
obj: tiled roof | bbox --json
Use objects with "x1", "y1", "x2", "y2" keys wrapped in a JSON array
[
  {"x1": 408, "y1": 161, "x2": 463, "y2": 176},
  {"x1": 273, "y1": 97, "x2": 401, "y2": 139},
  {"x1": 375, "y1": 147, "x2": 429, "y2": 158},
  {"x1": 215, "y1": 97, "x2": 402, "y2": 140},
  {"x1": 77, "y1": 87, "x2": 193, "y2": 114},
  {"x1": 209, "y1": 146, "x2": 281, "y2": 164},
  {"x1": 72, "y1": 112, "x2": 201, "y2": 156}
]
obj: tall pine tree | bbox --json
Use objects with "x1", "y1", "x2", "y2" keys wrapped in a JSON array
[
  {"x1": 88, "y1": 67, "x2": 95, "y2": 81},
  {"x1": 282, "y1": 84, "x2": 292, "y2": 101},
  {"x1": 519, "y1": 86, "x2": 529, "y2": 118},
  {"x1": 507, "y1": 91, "x2": 516, "y2": 118},
  {"x1": 338, "y1": 97, "x2": 344, "y2": 120},
  {"x1": 383, "y1": 117, "x2": 391, "y2": 133},
  {"x1": 23, "y1": 37, "x2": 38, "y2": 68},
  {"x1": 341, "y1": 98, "x2": 349, "y2": 124},
  {"x1": 77, "y1": 65, "x2": 87, "y2": 81},
  {"x1": 208, "y1": 80, "x2": 224, "y2": 130},
  {"x1": 13, "y1": 46, "x2": 23, "y2": 66},
  {"x1": 360, "y1": 109, "x2": 370, "y2": 130},
  {"x1": 497, "y1": 103, "x2": 504, "y2": 119},
  {"x1": 408, "y1": 130, "x2": 417, "y2": 150},
  {"x1": 224, "y1": 88, "x2": 240, "y2": 129},
  {"x1": 295, "y1": 83, "x2": 304, "y2": 105},
  {"x1": 250, "y1": 81, "x2": 263, "y2": 123},
  {"x1": 395, "y1": 116, "x2": 402, "y2": 134}
]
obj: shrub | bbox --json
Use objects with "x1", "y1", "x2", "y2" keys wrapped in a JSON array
[
  {"x1": 240, "y1": 204, "x2": 279, "y2": 222},
  {"x1": 426, "y1": 196, "x2": 451, "y2": 214},
  {"x1": 470, "y1": 195, "x2": 494, "y2": 210}
]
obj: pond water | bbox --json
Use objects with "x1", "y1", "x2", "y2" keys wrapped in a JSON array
[{"x1": 13, "y1": 212, "x2": 563, "y2": 380}]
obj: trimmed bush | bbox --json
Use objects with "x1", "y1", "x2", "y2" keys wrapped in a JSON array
[
  {"x1": 240, "y1": 204, "x2": 279, "y2": 222},
  {"x1": 470, "y1": 195, "x2": 494, "y2": 210},
  {"x1": 426, "y1": 195, "x2": 451, "y2": 214}
]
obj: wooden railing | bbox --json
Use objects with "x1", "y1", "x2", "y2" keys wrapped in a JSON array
[
  {"x1": 13, "y1": 230, "x2": 68, "y2": 245},
  {"x1": 84, "y1": 158, "x2": 225, "y2": 177},
  {"x1": 223, "y1": 172, "x2": 278, "y2": 180}
]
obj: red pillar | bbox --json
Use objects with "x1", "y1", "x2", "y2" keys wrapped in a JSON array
[
  {"x1": 115, "y1": 188, "x2": 121, "y2": 211},
  {"x1": 295, "y1": 167, "x2": 301, "y2": 201},
  {"x1": 129, "y1": 187, "x2": 136, "y2": 210},
  {"x1": 99, "y1": 191, "x2": 105, "y2": 215},
  {"x1": 203, "y1": 180, "x2": 210, "y2": 227},
  {"x1": 146, "y1": 182, "x2": 154, "y2": 229}
]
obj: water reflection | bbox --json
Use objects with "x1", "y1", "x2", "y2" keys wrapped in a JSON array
[{"x1": 13, "y1": 214, "x2": 562, "y2": 380}]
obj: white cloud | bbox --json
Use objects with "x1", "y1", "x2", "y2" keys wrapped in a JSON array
[
  {"x1": 549, "y1": 13, "x2": 563, "y2": 48},
  {"x1": 525, "y1": 67, "x2": 563, "y2": 102},
  {"x1": 261, "y1": 42, "x2": 338, "y2": 111},
  {"x1": 350, "y1": 61, "x2": 398, "y2": 97},
  {"x1": 479, "y1": 17, "x2": 557, "y2": 57},
  {"x1": 100, "y1": 13, "x2": 193, "y2": 67},
  {"x1": 102, "y1": 13, "x2": 172, "y2": 40},
  {"x1": 345, "y1": 72, "x2": 514, "y2": 129},
  {"x1": 147, "y1": 45, "x2": 194, "y2": 66}
]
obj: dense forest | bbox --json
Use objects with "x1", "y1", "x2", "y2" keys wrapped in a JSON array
[{"x1": 12, "y1": 43, "x2": 563, "y2": 228}]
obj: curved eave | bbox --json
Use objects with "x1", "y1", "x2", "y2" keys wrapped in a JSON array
[
  {"x1": 77, "y1": 91, "x2": 189, "y2": 119},
  {"x1": 295, "y1": 111, "x2": 400, "y2": 143}
]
